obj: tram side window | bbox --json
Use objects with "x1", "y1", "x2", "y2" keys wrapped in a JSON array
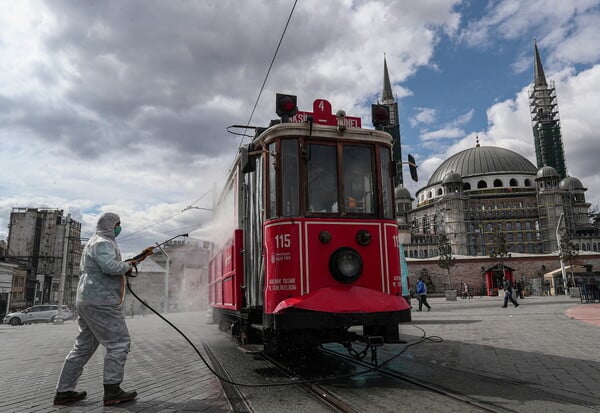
[
  {"x1": 307, "y1": 144, "x2": 339, "y2": 213},
  {"x1": 343, "y1": 145, "x2": 376, "y2": 214},
  {"x1": 379, "y1": 146, "x2": 393, "y2": 219},
  {"x1": 268, "y1": 143, "x2": 277, "y2": 218},
  {"x1": 281, "y1": 139, "x2": 299, "y2": 216}
]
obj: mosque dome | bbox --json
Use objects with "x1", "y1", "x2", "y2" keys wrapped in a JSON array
[
  {"x1": 536, "y1": 166, "x2": 559, "y2": 180},
  {"x1": 394, "y1": 186, "x2": 413, "y2": 200},
  {"x1": 559, "y1": 176, "x2": 584, "y2": 191},
  {"x1": 442, "y1": 172, "x2": 463, "y2": 184},
  {"x1": 427, "y1": 146, "x2": 536, "y2": 186}
]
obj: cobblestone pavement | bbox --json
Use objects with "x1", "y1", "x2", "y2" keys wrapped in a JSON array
[
  {"x1": 1, "y1": 295, "x2": 598, "y2": 412},
  {"x1": 401, "y1": 294, "x2": 600, "y2": 406},
  {"x1": 0, "y1": 312, "x2": 231, "y2": 413}
]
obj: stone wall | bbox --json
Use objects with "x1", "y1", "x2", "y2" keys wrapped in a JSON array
[{"x1": 406, "y1": 253, "x2": 600, "y2": 296}]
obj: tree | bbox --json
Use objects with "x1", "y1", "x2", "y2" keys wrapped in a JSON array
[
  {"x1": 559, "y1": 236, "x2": 579, "y2": 283},
  {"x1": 438, "y1": 234, "x2": 456, "y2": 290},
  {"x1": 489, "y1": 231, "x2": 511, "y2": 281}
]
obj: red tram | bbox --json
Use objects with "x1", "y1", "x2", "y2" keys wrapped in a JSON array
[{"x1": 208, "y1": 94, "x2": 411, "y2": 355}]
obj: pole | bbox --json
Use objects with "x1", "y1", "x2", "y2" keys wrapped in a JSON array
[
  {"x1": 155, "y1": 244, "x2": 169, "y2": 314},
  {"x1": 54, "y1": 215, "x2": 71, "y2": 324},
  {"x1": 556, "y1": 213, "x2": 568, "y2": 296}
]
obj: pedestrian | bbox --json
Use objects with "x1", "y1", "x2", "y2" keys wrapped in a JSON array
[
  {"x1": 54, "y1": 213, "x2": 153, "y2": 406},
  {"x1": 516, "y1": 281, "x2": 524, "y2": 299},
  {"x1": 416, "y1": 277, "x2": 431, "y2": 312},
  {"x1": 501, "y1": 276, "x2": 519, "y2": 308},
  {"x1": 463, "y1": 282, "x2": 473, "y2": 299}
]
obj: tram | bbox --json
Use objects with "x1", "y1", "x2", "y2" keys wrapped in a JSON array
[{"x1": 208, "y1": 94, "x2": 411, "y2": 355}]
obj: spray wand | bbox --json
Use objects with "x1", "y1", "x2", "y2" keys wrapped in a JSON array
[{"x1": 125, "y1": 233, "x2": 189, "y2": 276}]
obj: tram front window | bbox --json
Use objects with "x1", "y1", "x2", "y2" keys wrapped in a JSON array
[
  {"x1": 307, "y1": 144, "x2": 339, "y2": 213},
  {"x1": 342, "y1": 145, "x2": 375, "y2": 214}
]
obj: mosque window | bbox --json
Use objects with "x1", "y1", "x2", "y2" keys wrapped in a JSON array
[
  {"x1": 423, "y1": 215, "x2": 430, "y2": 233},
  {"x1": 593, "y1": 243, "x2": 597, "y2": 252},
  {"x1": 427, "y1": 191, "x2": 432, "y2": 199},
  {"x1": 437, "y1": 188, "x2": 443, "y2": 196},
  {"x1": 477, "y1": 180, "x2": 487, "y2": 189},
  {"x1": 524, "y1": 179, "x2": 531, "y2": 187},
  {"x1": 510, "y1": 178, "x2": 518, "y2": 186},
  {"x1": 463, "y1": 182, "x2": 471, "y2": 190},
  {"x1": 493, "y1": 179, "x2": 503, "y2": 187},
  {"x1": 582, "y1": 243, "x2": 586, "y2": 251}
]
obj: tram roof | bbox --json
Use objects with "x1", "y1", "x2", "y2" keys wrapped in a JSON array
[{"x1": 255, "y1": 122, "x2": 393, "y2": 146}]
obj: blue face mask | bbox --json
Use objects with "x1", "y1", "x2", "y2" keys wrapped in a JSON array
[{"x1": 114, "y1": 226, "x2": 122, "y2": 237}]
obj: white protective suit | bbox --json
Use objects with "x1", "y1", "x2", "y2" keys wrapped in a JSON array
[{"x1": 56, "y1": 212, "x2": 134, "y2": 392}]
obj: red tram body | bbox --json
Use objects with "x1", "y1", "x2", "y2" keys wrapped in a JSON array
[{"x1": 208, "y1": 95, "x2": 411, "y2": 355}]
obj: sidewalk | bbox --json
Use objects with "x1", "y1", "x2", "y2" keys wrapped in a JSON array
[
  {"x1": 565, "y1": 303, "x2": 600, "y2": 327},
  {"x1": 0, "y1": 312, "x2": 232, "y2": 413},
  {"x1": 1, "y1": 295, "x2": 599, "y2": 412},
  {"x1": 402, "y1": 294, "x2": 600, "y2": 403}
]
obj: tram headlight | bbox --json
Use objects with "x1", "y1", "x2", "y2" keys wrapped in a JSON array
[
  {"x1": 356, "y1": 230, "x2": 372, "y2": 246},
  {"x1": 329, "y1": 247, "x2": 363, "y2": 284}
]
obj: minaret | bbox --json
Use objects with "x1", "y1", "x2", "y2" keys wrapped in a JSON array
[
  {"x1": 529, "y1": 40, "x2": 567, "y2": 179},
  {"x1": 382, "y1": 56, "x2": 403, "y2": 186}
]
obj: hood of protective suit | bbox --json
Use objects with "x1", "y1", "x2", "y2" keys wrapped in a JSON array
[{"x1": 96, "y1": 212, "x2": 120, "y2": 240}]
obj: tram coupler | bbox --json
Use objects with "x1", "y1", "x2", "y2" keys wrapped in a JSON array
[{"x1": 365, "y1": 336, "x2": 383, "y2": 366}]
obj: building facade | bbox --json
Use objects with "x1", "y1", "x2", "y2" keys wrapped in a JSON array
[
  {"x1": 6, "y1": 208, "x2": 82, "y2": 307},
  {"x1": 389, "y1": 42, "x2": 599, "y2": 293}
]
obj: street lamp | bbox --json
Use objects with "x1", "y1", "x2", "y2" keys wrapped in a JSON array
[
  {"x1": 181, "y1": 206, "x2": 213, "y2": 212},
  {"x1": 153, "y1": 233, "x2": 188, "y2": 314},
  {"x1": 55, "y1": 215, "x2": 71, "y2": 324},
  {"x1": 556, "y1": 213, "x2": 569, "y2": 296}
]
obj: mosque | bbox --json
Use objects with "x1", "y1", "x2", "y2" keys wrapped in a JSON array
[{"x1": 383, "y1": 42, "x2": 600, "y2": 293}]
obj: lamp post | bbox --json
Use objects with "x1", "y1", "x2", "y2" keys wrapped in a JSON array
[
  {"x1": 556, "y1": 213, "x2": 568, "y2": 296},
  {"x1": 154, "y1": 244, "x2": 170, "y2": 314},
  {"x1": 141, "y1": 233, "x2": 188, "y2": 315},
  {"x1": 55, "y1": 215, "x2": 71, "y2": 324}
]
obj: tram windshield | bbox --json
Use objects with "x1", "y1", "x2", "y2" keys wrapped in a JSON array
[
  {"x1": 267, "y1": 139, "x2": 392, "y2": 218},
  {"x1": 305, "y1": 144, "x2": 377, "y2": 214}
]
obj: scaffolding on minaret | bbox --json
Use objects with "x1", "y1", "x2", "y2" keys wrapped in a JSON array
[{"x1": 528, "y1": 39, "x2": 567, "y2": 179}]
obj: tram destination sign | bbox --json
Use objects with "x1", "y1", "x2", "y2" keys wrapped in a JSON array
[{"x1": 289, "y1": 99, "x2": 361, "y2": 128}]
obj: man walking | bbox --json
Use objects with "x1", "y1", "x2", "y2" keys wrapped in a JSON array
[
  {"x1": 54, "y1": 212, "x2": 152, "y2": 406},
  {"x1": 502, "y1": 276, "x2": 520, "y2": 308},
  {"x1": 416, "y1": 277, "x2": 431, "y2": 312}
]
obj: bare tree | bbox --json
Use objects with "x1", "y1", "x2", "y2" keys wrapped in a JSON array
[
  {"x1": 438, "y1": 234, "x2": 456, "y2": 290},
  {"x1": 490, "y1": 231, "x2": 511, "y2": 280},
  {"x1": 559, "y1": 236, "x2": 580, "y2": 284}
]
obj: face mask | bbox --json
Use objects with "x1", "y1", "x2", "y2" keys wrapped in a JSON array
[{"x1": 114, "y1": 226, "x2": 122, "y2": 237}]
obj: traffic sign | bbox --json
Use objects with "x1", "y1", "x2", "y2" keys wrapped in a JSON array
[{"x1": 289, "y1": 99, "x2": 361, "y2": 128}]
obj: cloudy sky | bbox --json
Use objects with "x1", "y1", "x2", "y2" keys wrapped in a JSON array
[{"x1": 1, "y1": 0, "x2": 599, "y2": 256}]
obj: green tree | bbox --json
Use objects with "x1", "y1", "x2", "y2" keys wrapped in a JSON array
[
  {"x1": 438, "y1": 233, "x2": 456, "y2": 289},
  {"x1": 489, "y1": 231, "x2": 511, "y2": 280},
  {"x1": 559, "y1": 236, "x2": 580, "y2": 283}
]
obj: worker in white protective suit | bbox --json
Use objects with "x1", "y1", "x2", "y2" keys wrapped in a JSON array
[{"x1": 54, "y1": 212, "x2": 153, "y2": 406}]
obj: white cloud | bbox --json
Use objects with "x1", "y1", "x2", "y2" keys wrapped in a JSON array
[{"x1": 410, "y1": 107, "x2": 437, "y2": 127}]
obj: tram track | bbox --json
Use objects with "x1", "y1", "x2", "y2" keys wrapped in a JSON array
[
  {"x1": 200, "y1": 341, "x2": 255, "y2": 413},
  {"x1": 259, "y1": 347, "x2": 507, "y2": 413},
  {"x1": 319, "y1": 346, "x2": 517, "y2": 413}
]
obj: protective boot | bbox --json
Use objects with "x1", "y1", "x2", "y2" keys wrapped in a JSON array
[
  {"x1": 53, "y1": 390, "x2": 87, "y2": 405},
  {"x1": 103, "y1": 383, "x2": 137, "y2": 406}
]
